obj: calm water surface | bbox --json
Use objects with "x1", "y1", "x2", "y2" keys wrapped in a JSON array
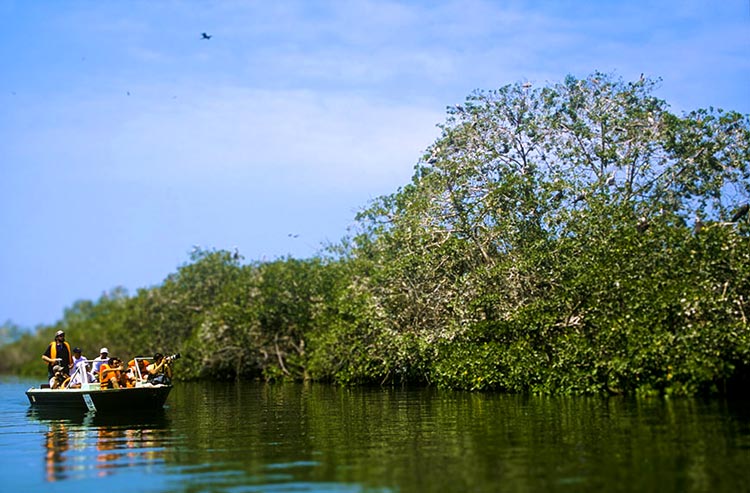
[{"x1": 2, "y1": 376, "x2": 750, "y2": 492}]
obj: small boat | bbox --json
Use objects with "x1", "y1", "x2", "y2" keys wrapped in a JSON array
[{"x1": 25, "y1": 357, "x2": 172, "y2": 413}]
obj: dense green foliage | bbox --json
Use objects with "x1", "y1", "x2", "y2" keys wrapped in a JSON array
[{"x1": 2, "y1": 72, "x2": 749, "y2": 396}]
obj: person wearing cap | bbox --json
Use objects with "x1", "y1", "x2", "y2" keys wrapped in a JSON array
[
  {"x1": 49, "y1": 365, "x2": 69, "y2": 389},
  {"x1": 72, "y1": 347, "x2": 85, "y2": 368},
  {"x1": 42, "y1": 330, "x2": 73, "y2": 379},
  {"x1": 92, "y1": 348, "x2": 109, "y2": 380}
]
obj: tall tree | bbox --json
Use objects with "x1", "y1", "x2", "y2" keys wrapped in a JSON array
[{"x1": 352, "y1": 72, "x2": 750, "y2": 393}]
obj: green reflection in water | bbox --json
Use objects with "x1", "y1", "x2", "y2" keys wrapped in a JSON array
[{"x1": 162, "y1": 382, "x2": 750, "y2": 493}]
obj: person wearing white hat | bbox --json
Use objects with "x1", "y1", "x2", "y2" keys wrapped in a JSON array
[
  {"x1": 92, "y1": 347, "x2": 109, "y2": 379},
  {"x1": 41, "y1": 330, "x2": 73, "y2": 379}
]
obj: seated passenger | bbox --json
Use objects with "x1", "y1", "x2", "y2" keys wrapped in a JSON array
[
  {"x1": 99, "y1": 357, "x2": 129, "y2": 389},
  {"x1": 91, "y1": 347, "x2": 109, "y2": 380},
  {"x1": 69, "y1": 347, "x2": 95, "y2": 387},
  {"x1": 68, "y1": 363, "x2": 95, "y2": 388},
  {"x1": 71, "y1": 347, "x2": 85, "y2": 369},
  {"x1": 146, "y1": 353, "x2": 173, "y2": 385},
  {"x1": 126, "y1": 358, "x2": 149, "y2": 386},
  {"x1": 49, "y1": 365, "x2": 69, "y2": 389}
]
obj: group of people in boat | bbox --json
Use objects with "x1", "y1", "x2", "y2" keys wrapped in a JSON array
[{"x1": 42, "y1": 330, "x2": 173, "y2": 390}]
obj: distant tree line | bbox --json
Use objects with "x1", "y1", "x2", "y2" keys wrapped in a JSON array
[{"x1": 2, "y1": 72, "x2": 749, "y2": 396}]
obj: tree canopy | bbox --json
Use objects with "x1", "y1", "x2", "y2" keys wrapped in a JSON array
[{"x1": 3, "y1": 72, "x2": 749, "y2": 396}]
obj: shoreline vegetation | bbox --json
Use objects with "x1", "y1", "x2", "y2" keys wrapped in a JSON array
[{"x1": 2, "y1": 72, "x2": 749, "y2": 396}]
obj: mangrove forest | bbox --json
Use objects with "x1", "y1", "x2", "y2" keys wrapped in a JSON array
[{"x1": 2, "y1": 72, "x2": 749, "y2": 396}]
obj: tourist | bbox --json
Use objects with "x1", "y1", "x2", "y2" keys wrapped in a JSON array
[
  {"x1": 126, "y1": 358, "x2": 149, "y2": 386},
  {"x1": 70, "y1": 347, "x2": 95, "y2": 387},
  {"x1": 49, "y1": 365, "x2": 68, "y2": 389},
  {"x1": 41, "y1": 330, "x2": 73, "y2": 379},
  {"x1": 99, "y1": 357, "x2": 128, "y2": 389},
  {"x1": 146, "y1": 353, "x2": 173, "y2": 385},
  {"x1": 91, "y1": 348, "x2": 109, "y2": 379}
]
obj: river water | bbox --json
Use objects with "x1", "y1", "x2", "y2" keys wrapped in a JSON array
[{"x1": 2, "y1": 376, "x2": 749, "y2": 492}]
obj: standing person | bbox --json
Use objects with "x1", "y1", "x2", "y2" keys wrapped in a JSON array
[
  {"x1": 92, "y1": 348, "x2": 109, "y2": 380},
  {"x1": 42, "y1": 330, "x2": 73, "y2": 379}
]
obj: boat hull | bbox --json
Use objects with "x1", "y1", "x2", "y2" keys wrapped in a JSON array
[{"x1": 26, "y1": 384, "x2": 172, "y2": 413}]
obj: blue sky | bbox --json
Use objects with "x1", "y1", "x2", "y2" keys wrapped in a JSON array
[{"x1": 1, "y1": 1, "x2": 748, "y2": 329}]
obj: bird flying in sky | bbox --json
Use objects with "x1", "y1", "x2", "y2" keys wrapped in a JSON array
[{"x1": 201, "y1": 32, "x2": 212, "y2": 40}]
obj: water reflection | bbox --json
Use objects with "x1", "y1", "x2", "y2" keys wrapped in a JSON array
[
  {"x1": 43, "y1": 421, "x2": 69, "y2": 482},
  {"x1": 15, "y1": 382, "x2": 750, "y2": 492},
  {"x1": 165, "y1": 383, "x2": 750, "y2": 493},
  {"x1": 28, "y1": 408, "x2": 172, "y2": 482}
]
